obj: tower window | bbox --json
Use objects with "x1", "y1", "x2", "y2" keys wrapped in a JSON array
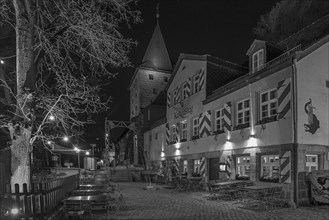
[
  {"x1": 149, "y1": 74, "x2": 154, "y2": 80},
  {"x1": 164, "y1": 76, "x2": 168, "y2": 82}
]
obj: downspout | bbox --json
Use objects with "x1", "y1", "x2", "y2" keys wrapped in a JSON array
[{"x1": 292, "y1": 57, "x2": 298, "y2": 206}]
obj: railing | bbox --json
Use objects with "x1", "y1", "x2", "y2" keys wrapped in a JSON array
[{"x1": 1, "y1": 174, "x2": 78, "y2": 219}]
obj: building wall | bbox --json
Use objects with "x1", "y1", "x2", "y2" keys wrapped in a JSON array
[
  {"x1": 296, "y1": 41, "x2": 329, "y2": 146},
  {"x1": 130, "y1": 68, "x2": 170, "y2": 119},
  {"x1": 144, "y1": 123, "x2": 165, "y2": 167}
]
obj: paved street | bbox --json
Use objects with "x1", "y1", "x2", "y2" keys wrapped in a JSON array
[{"x1": 102, "y1": 182, "x2": 329, "y2": 220}]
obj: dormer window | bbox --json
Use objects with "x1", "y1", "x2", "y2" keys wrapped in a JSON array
[{"x1": 252, "y1": 49, "x2": 264, "y2": 73}]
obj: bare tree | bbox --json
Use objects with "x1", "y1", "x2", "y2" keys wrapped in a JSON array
[{"x1": 0, "y1": 0, "x2": 140, "y2": 190}]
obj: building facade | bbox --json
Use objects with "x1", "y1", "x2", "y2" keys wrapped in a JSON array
[{"x1": 148, "y1": 35, "x2": 329, "y2": 204}]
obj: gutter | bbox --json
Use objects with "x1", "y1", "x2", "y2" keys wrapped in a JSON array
[{"x1": 292, "y1": 57, "x2": 298, "y2": 206}]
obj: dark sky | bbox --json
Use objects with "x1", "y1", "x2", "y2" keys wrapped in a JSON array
[{"x1": 99, "y1": 0, "x2": 280, "y2": 141}]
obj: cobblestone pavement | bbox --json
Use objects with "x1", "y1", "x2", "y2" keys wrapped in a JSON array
[{"x1": 102, "y1": 182, "x2": 329, "y2": 220}]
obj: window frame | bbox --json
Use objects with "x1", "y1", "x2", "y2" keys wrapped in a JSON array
[
  {"x1": 171, "y1": 125, "x2": 177, "y2": 143},
  {"x1": 252, "y1": 49, "x2": 264, "y2": 73},
  {"x1": 215, "y1": 108, "x2": 224, "y2": 131},
  {"x1": 260, "y1": 154, "x2": 280, "y2": 182},
  {"x1": 236, "y1": 98, "x2": 250, "y2": 126},
  {"x1": 260, "y1": 88, "x2": 278, "y2": 120},
  {"x1": 181, "y1": 120, "x2": 187, "y2": 141},
  {"x1": 149, "y1": 74, "x2": 154, "y2": 80},
  {"x1": 192, "y1": 117, "x2": 199, "y2": 137},
  {"x1": 236, "y1": 156, "x2": 251, "y2": 178},
  {"x1": 305, "y1": 154, "x2": 318, "y2": 172}
]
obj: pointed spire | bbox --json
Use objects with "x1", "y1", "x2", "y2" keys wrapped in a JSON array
[{"x1": 141, "y1": 3, "x2": 172, "y2": 71}]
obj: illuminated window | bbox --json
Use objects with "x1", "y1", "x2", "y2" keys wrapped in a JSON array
[
  {"x1": 252, "y1": 49, "x2": 264, "y2": 73},
  {"x1": 192, "y1": 118, "x2": 199, "y2": 137},
  {"x1": 194, "y1": 159, "x2": 201, "y2": 174},
  {"x1": 237, "y1": 99, "x2": 250, "y2": 125},
  {"x1": 215, "y1": 108, "x2": 224, "y2": 131},
  {"x1": 260, "y1": 89, "x2": 277, "y2": 120},
  {"x1": 306, "y1": 154, "x2": 318, "y2": 172},
  {"x1": 236, "y1": 156, "x2": 250, "y2": 179},
  {"x1": 260, "y1": 155, "x2": 279, "y2": 182},
  {"x1": 183, "y1": 160, "x2": 188, "y2": 174}
]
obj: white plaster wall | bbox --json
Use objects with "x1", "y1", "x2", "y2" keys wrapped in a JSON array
[
  {"x1": 296, "y1": 41, "x2": 329, "y2": 145},
  {"x1": 144, "y1": 123, "x2": 166, "y2": 162}
]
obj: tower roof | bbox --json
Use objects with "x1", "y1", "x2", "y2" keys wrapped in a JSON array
[{"x1": 141, "y1": 18, "x2": 173, "y2": 71}]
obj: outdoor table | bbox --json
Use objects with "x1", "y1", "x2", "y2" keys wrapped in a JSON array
[
  {"x1": 65, "y1": 194, "x2": 109, "y2": 217},
  {"x1": 79, "y1": 184, "x2": 107, "y2": 190},
  {"x1": 71, "y1": 189, "x2": 103, "y2": 196}
]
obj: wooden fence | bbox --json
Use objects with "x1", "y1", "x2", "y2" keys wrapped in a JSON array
[{"x1": 1, "y1": 174, "x2": 78, "y2": 219}]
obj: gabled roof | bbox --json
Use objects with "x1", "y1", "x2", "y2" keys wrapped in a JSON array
[
  {"x1": 141, "y1": 20, "x2": 173, "y2": 72},
  {"x1": 165, "y1": 54, "x2": 247, "y2": 93}
]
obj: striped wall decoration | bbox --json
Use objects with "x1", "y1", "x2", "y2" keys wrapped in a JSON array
[
  {"x1": 176, "y1": 86, "x2": 181, "y2": 104},
  {"x1": 186, "y1": 77, "x2": 192, "y2": 96},
  {"x1": 198, "y1": 68, "x2": 205, "y2": 90},
  {"x1": 199, "y1": 110, "x2": 212, "y2": 138},
  {"x1": 167, "y1": 92, "x2": 171, "y2": 108},
  {"x1": 223, "y1": 102, "x2": 232, "y2": 131},
  {"x1": 226, "y1": 156, "x2": 232, "y2": 178},
  {"x1": 176, "y1": 123, "x2": 180, "y2": 143},
  {"x1": 172, "y1": 159, "x2": 180, "y2": 176},
  {"x1": 200, "y1": 157, "x2": 206, "y2": 179},
  {"x1": 165, "y1": 123, "x2": 170, "y2": 145},
  {"x1": 280, "y1": 151, "x2": 291, "y2": 183},
  {"x1": 277, "y1": 78, "x2": 291, "y2": 119}
]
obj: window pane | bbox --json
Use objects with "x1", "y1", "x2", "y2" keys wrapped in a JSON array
[
  {"x1": 270, "y1": 90, "x2": 277, "y2": 99},
  {"x1": 238, "y1": 102, "x2": 243, "y2": 110},
  {"x1": 244, "y1": 100, "x2": 249, "y2": 108}
]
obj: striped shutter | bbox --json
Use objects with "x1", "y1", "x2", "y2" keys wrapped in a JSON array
[
  {"x1": 186, "y1": 77, "x2": 192, "y2": 96},
  {"x1": 223, "y1": 102, "x2": 232, "y2": 131},
  {"x1": 176, "y1": 86, "x2": 181, "y2": 103},
  {"x1": 176, "y1": 123, "x2": 180, "y2": 143},
  {"x1": 280, "y1": 150, "x2": 291, "y2": 183},
  {"x1": 277, "y1": 78, "x2": 291, "y2": 119},
  {"x1": 172, "y1": 159, "x2": 180, "y2": 176},
  {"x1": 198, "y1": 68, "x2": 205, "y2": 90},
  {"x1": 165, "y1": 123, "x2": 170, "y2": 145},
  {"x1": 199, "y1": 110, "x2": 212, "y2": 138},
  {"x1": 200, "y1": 157, "x2": 206, "y2": 179},
  {"x1": 167, "y1": 92, "x2": 171, "y2": 108},
  {"x1": 226, "y1": 156, "x2": 232, "y2": 178},
  {"x1": 194, "y1": 74, "x2": 199, "y2": 94},
  {"x1": 173, "y1": 87, "x2": 177, "y2": 105}
]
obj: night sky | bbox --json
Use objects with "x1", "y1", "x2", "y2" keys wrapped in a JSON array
[{"x1": 98, "y1": 0, "x2": 280, "y2": 142}]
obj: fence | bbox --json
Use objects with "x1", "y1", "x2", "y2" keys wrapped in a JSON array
[{"x1": 1, "y1": 174, "x2": 78, "y2": 219}]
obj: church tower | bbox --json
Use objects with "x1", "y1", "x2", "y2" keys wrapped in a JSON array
[{"x1": 128, "y1": 10, "x2": 173, "y2": 120}]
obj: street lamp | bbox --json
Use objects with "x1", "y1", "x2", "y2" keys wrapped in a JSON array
[
  {"x1": 0, "y1": 59, "x2": 4, "y2": 64},
  {"x1": 63, "y1": 136, "x2": 69, "y2": 142},
  {"x1": 48, "y1": 114, "x2": 55, "y2": 121}
]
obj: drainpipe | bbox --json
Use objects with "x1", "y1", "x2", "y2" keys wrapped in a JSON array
[{"x1": 292, "y1": 57, "x2": 298, "y2": 206}]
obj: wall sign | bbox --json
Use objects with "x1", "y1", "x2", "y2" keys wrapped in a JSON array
[{"x1": 174, "y1": 105, "x2": 193, "y2": 119}]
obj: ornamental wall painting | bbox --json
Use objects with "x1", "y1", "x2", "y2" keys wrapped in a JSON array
[{"x1": 304, "y1": 98, "x2": 320, "y2": 134}]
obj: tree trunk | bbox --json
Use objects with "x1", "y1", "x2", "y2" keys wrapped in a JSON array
[
  {"x1": 10, "y1": 0, "x2": 36, "y2": 191},
  {"x1": 9, "y1": 124, "x2": 32, "y2": 192}
]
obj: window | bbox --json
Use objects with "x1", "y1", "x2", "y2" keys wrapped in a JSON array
[
  {"x1": 192, "y1": 118, "x2": 199, "y2": 137},
  {"x1": 306, "y1": 154, "x2": 318, "y2": 172},
  {"x1": 260, "y1": 155, "x2": 279, "y2": 182},
  {"x1": 155, "y1": 133, "x2": 158, "y2": 140},
  {"x1": 193, "y1": 74, "x2": 200, "y2": 94},
  {"x1": 171, "y1": 126, "x2": 177, "y2": 143},
  {"x1": 252, "y1": 49, "x2": 264, "y2": 73},
  {"x1": 149, "y1": 74, "x2": 154, "y2": 80},
  {"x1": 153, "y1": 88, "x2": 157, "y2": 94},
  {"x1": 181, "y1": 120, "x2": 187, "y2": 141},
  {"x1": 260, "y1": 89, "x2": 277, "y2": 120},
  {"x1": 163, "y1": 76, "x2": 168, "y2": 82},
  {"x1": 182, "y1": 82, "x2": 189, "y2": 100},
  {"x1": 215, "y1": 108, "x2": 224, "y2": 131},
  {"x1": 237, "y1": 99, "x2": 250, "y2": 125},
  {"x1": 236, "y1": 156, "x2": 250, "y2": 179},
  {"x1": 183, "y1": 160, "x2": 188, "y2": 174},
  {"x1": 193, "y1": 159, "x2": 201, "y2": 174}
]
